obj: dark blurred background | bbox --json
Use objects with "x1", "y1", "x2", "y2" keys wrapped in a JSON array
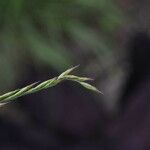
[{"x1": 0, "y1": 0, "x2": 150, "y2": 149}]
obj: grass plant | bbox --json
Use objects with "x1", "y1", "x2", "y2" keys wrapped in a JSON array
[{"x1": 0, "y1": 66, "x2": 102, "y2": 106}]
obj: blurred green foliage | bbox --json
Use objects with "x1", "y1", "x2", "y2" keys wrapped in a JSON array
[{"x1": 0, "y1": 0, "x2": 124, "y2": 91}]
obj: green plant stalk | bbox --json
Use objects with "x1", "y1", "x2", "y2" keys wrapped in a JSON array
[{"x1": 0, "y1": 66, "x2": 102, "y2": 106}]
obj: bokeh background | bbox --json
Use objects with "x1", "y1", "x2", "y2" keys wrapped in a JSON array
[{"x1": 0, "y1": 0, "x2": 150, "y2": 149}]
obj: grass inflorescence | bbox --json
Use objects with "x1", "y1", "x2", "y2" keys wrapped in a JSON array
[{"x1": 0, "y1": 66, "x2": 102, "y2": 106}]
